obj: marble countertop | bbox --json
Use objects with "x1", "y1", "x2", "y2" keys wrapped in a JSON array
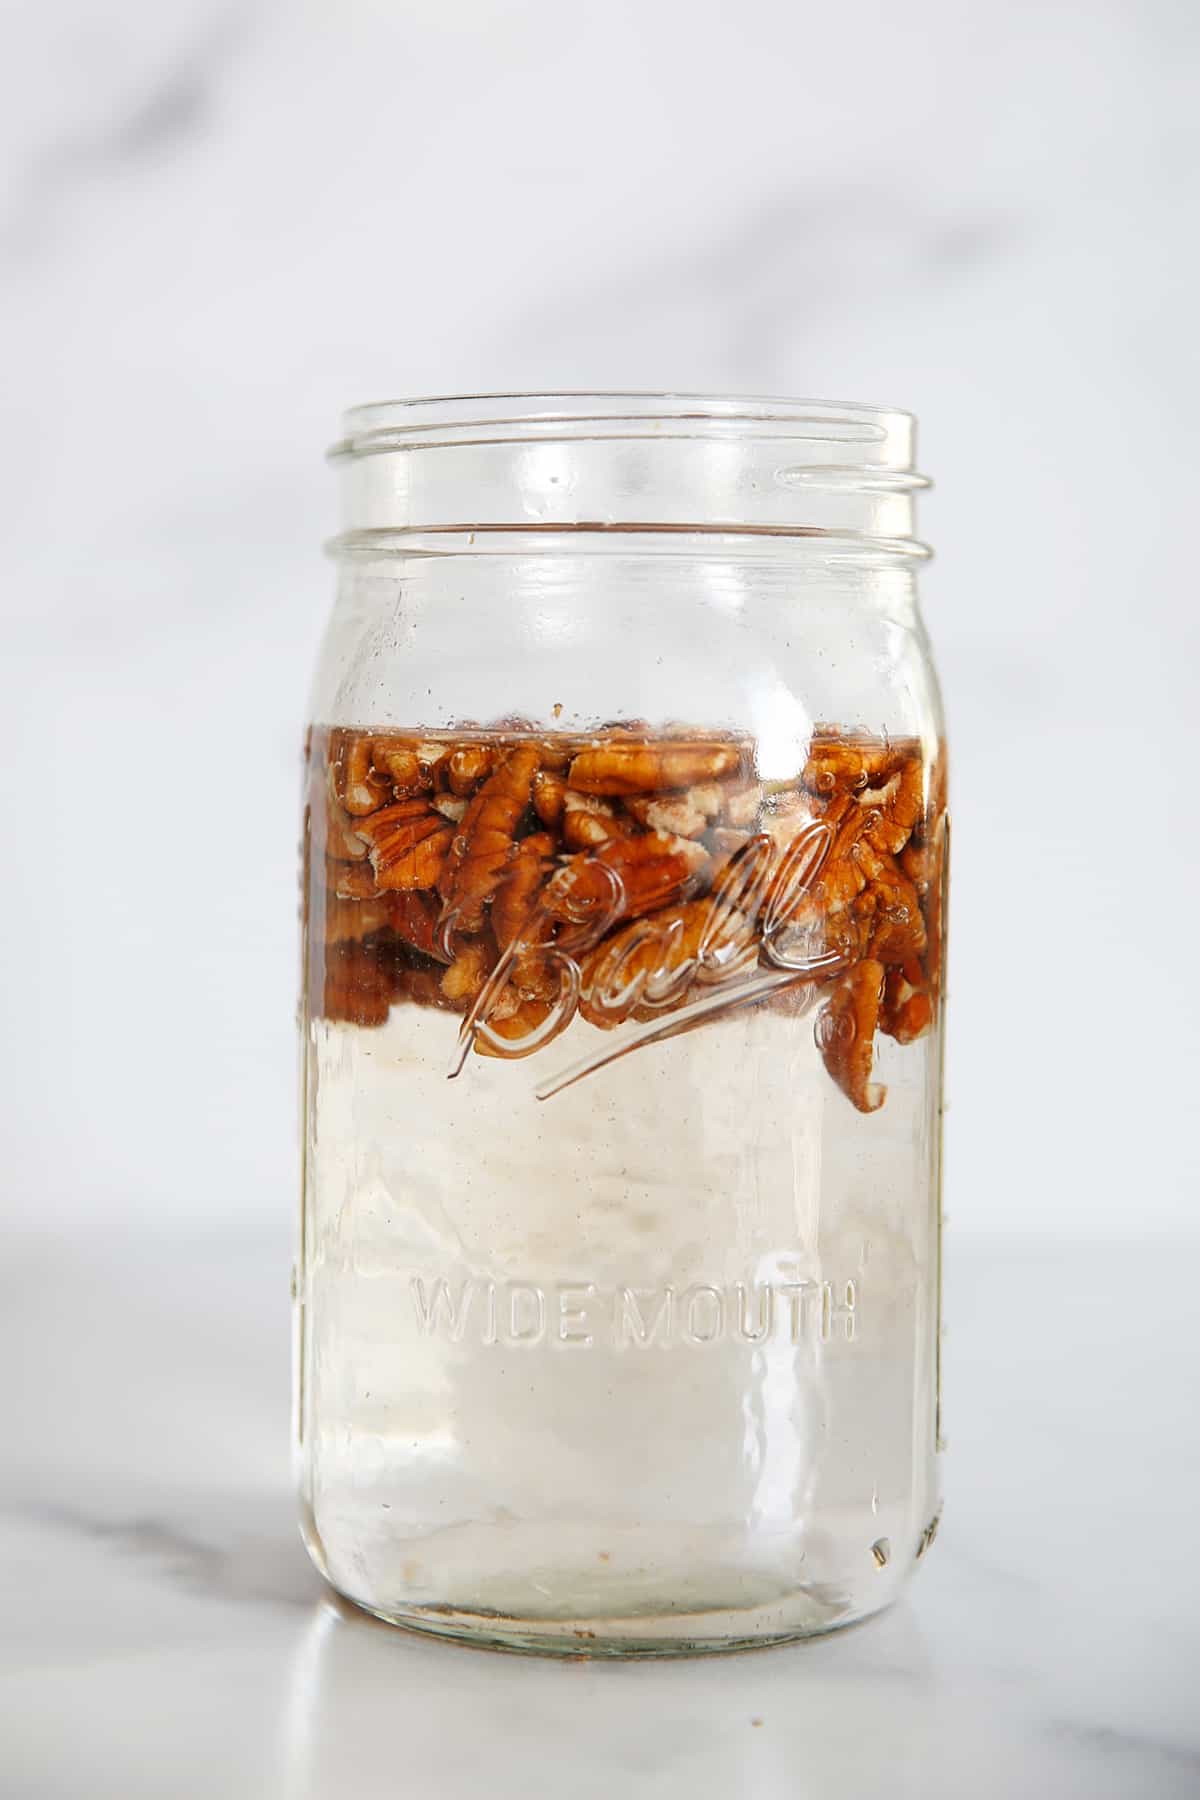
[{"x1": 2, "y1": 1234, "x2": 1197, "y2": 1798}]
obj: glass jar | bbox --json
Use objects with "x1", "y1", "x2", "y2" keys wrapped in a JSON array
[{"x1": 296, "y1": 394, "x2": 947, "y2": 1655}]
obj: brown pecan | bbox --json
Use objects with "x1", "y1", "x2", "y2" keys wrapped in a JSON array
[
  {"x1": 816, "y1": 959, "x2": 886, "y2": 1112},
  {"x1": 623, "y1": 783, "x2": 722, "y2": 839},
  {"x1": 329, "y1": 858, "x2": 381, "y2": 900},
  {"x1": 562, "y1": 791, "x2": 634, "y2": 850},
  {"x1": 853, "y1": 840, "x2": 927, "y2": 965},
  {"x1": 492, "y1": 832, "x2": 557, "y2": 949},
  {"x1": 578, "y1": 897, "x2": 755, "y2": 1028},
  {"x1": 370, "y1": 743, "x2": 429, "y2": 796},
  {"x1": 437, "y1": 745, "x2": 540, "y2": 930},
  {"x1": 324, "y1": 894, "x2": 399, "y2": 944},
  {"x1": 880, "y1": 963, "x2": 933, "y2": 1044},
  {"x1": 389, "y1": 890, "x2": 444, "y2": 960},
  {"x1": 322, "y1": 941, "x2": 397, "y2": 1026},
  {"x1": 441, "y1": 938, "x2": 496, "y2": 1007},
  {"x1": 801, "y1": 737, "x2": 909, "y2": 800},
  {"x1": 475, "y1": 997, "x2": 556, "y2": 1054},
  {"x1": 330, "y1": 734, "x2": 392, "y2": 816},
  {"x1": 448, "y1": 745, "x2": 496, "y2": 795},
  {"x1": 357, "y1": 799, "x2": 453, "y2": 891},
  {"x1": 568, "y1": 741, "x2": 740, "y2": 796},
  {"x1": 532, "y1": 769, "x2": 567, "y2": 828},
  {"x1": 550, "y1": 831, "x2": 709, "y2": 928},
  {"x1": 719, "y1": 781, "x2": 764, "y2": 828},
  {"x1": 859, "y1": 755, "x2": 924, "y2": 856},
  {"x1": 325, "y1": 804, "x2": 369, "y2": 863}
]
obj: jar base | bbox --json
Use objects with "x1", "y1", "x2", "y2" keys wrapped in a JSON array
[{"x1": 326, "y1": 1581, "x2": 896, "y2": 1659}]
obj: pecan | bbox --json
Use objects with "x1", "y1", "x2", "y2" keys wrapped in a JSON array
[
  {"x1": 330, "y1": 734, "x2": 392, "y2": 816},
  {"x1": 623, "y1": 783, "x2": 722, "y2": 839},
  {"x1": 474, "y1": 997, "x2": 556, "y2": 1054},
  {"x1": 880, "y1": 963, "x2": 933, "y2": 1044},
  {"x1": 357, "y1": 799, "x2": 453, "y2": 891},
  {"x1": 816, "y1": 959, "x2": 886, "y2": 1112},
  {"x1": 448, "y1": 745, "x2": 496, "y2": 795},
  {"x1": 801, "y1": 737, "x2": 908, "y2": 800},
  {"x1": 329, "y1": 859, "x2": 381, "y2": 900},
  {"x1": 568, "y1": 741, "x2": 740, "y2": 796},
  {"x1": 492, "y1": 832, "x2": 557, "y2": 949},
  {"x1": 437, "y1": 745, "x2": 540, "y2": 931},
  {"x1": 579, "y1": 897, "x2": 755, "y2": 1028},
  {"x1": 532, "y1": 769, "x2": 567, "y2": 828},
  {"x1": 370, "y1": 740, "x2": 428, "y2": 795},
  {"x1": 324, "y1": 894, "x2": 399, "y2": 944},
  {"x1": 549, "y1": 831, "x2": 709, "y2": 928},
  {"x1": 853, "y1": 841, "x2": 927, "y2": 965},
  {"x1": 389, "y1": 890, "x2": 443, "y2": 960},
  {"x1": 322, "y1": 941, "x2": 397, "y2": 1026},
  {"x1": 441, "y1": 938, "x2": 496, "y2": 1007},
  {"x1": 325, "y1": 805, "x2": 369, "y2": 863},
  {"x1": 719, "y1": 781, "x2": 764, "y2": 828},
  {"x1": 858, "y1": 755, "x2": 924, "y2": 856},
  {"x1": 562, "y1": 791, "x2": 633, "y2": 850}
]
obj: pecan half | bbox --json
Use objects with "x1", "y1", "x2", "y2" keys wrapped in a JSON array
[
  {"x1": 816, "y1": 959, "x2": 887, "y2": 1113},
  {"x1": 322, "y1": 940, "x2": 398, "y2": 1026},
  {"x1": 357, "y1": 799, "x2": 453, "y2": 891},
  {"x1": 568, "y1": 741, "x2": 740, "y2": 796},
  {"x1": 550, "y1": 831, "x2": 709, "y2": 928},
  {"x1": 330, "y1": 734, "x2": 392, "y2": 816},
  {"x1": 437, "y1": 745, "x2": 540, "y2": 931}
]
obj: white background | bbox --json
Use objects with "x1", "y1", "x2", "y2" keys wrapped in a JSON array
[{"x1": 3, "y1": 0, "x2": 1197, "y2": 1249}]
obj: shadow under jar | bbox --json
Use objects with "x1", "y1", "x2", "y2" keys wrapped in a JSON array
[{"x1": 296, "y1": 394, "x2": 947, "y2": 1655}]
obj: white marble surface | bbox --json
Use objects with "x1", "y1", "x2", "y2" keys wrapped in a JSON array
[{"x1": 3, "y1": 1233, "x2": 1197, "y2": 1797}]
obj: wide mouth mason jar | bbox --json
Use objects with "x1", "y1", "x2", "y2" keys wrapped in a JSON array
[{"x1": 296, "y1": 393, "x2": 947, "y2": 1655}]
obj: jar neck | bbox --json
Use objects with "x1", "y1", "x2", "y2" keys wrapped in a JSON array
[{"x1": 330, "y1": 393, "x2": 931, "y2": 561}]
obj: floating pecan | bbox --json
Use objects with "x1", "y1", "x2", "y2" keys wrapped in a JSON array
[
  {"x1": 441, "y1": 938, "x2": 496, "y2": 1007},
  {"x1": 325, "y1": 805, "x2": 369, "y2": 863},
  {"x1": 816, "y1": 959, "x2": 887, "y2": 1112},
  {"x1": 330, "y1": 733, "x2": 392, "y2": 816},
  {"x1": 719, "y1": 781, "x2": 764, "y2": 828},
  {"x1": 880, "y1": 962, "x2": 933, "y2": 1044},
  {"x1": 568, "y1": 741, "x2": 740, "y2": 796},
  {"x1": 623, "y1": 783, "x2": 722, "y2": 839},
  {"x1": 532, "y1": 769, "x2": 567, "y2": 828},
  {"x1": 438, "y1": 745, "x2": 540, "y2": 930},
  {"x1": 324, "y1": 894, "x2": 400, "y2": 944},
  {"x1": 562, "y1": 791, "x2": 633, "y2": 850},
  {"x1": 389, "y1": 890, "x2": 444, "y2": 960},
  {"x1": 370, "y1": 741, "x2": 428, "y2": 796},
  {"x1": 579, "y1": 898, "x2": 755, "y2": 1028},
  {"x1": 474, "y1": 997, "x2": 556, "y2": 1055},
  {"x1": 549, "y1": 831, "x2": 709, "y2": 929},
  {"x1": 322, "y1": 940, "x2": 398, "y2": 1026},
  {"x1": 357, "y1": 799, "x2": 453, "y2": 891},
  {"x1": 859, "y1": 755, "x2": 924, "y2": 856},
  {"x1": 329, "y1": 858, "x2": 381, "y2": 900},
  {"x1": 448, "y1": 745, "x2": 496, "y2": 795},
  {"x1": 801, "y1": 737, "x2": 911, "y2": 800},
  {"x1": 492, "y1": 832, "x2": 557, "y2": 949}
]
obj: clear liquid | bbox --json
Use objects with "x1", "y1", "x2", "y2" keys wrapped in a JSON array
[{"x1": 296, "y1": 991, "x2": 941, "y2": 1652}]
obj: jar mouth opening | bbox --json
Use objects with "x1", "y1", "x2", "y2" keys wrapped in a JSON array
[
  {"x1": 330, "y1": 393, "x2": 930, "y2": 551},
  {"x1": 331, "y1": 391, "x2": 917, "y2": 461}
]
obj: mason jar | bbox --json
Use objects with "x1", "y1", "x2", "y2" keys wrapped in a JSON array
[{"x1": 296, "y1": 393, "x2": 947, "y2": 1654}]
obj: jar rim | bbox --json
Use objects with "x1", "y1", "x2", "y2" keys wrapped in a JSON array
[
  {"x1": 331, "y1": 391, "x2": 918, "y2": 462},
  {"x1": 330, "y1": 392, "x2": 929, "y2": 551}
]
